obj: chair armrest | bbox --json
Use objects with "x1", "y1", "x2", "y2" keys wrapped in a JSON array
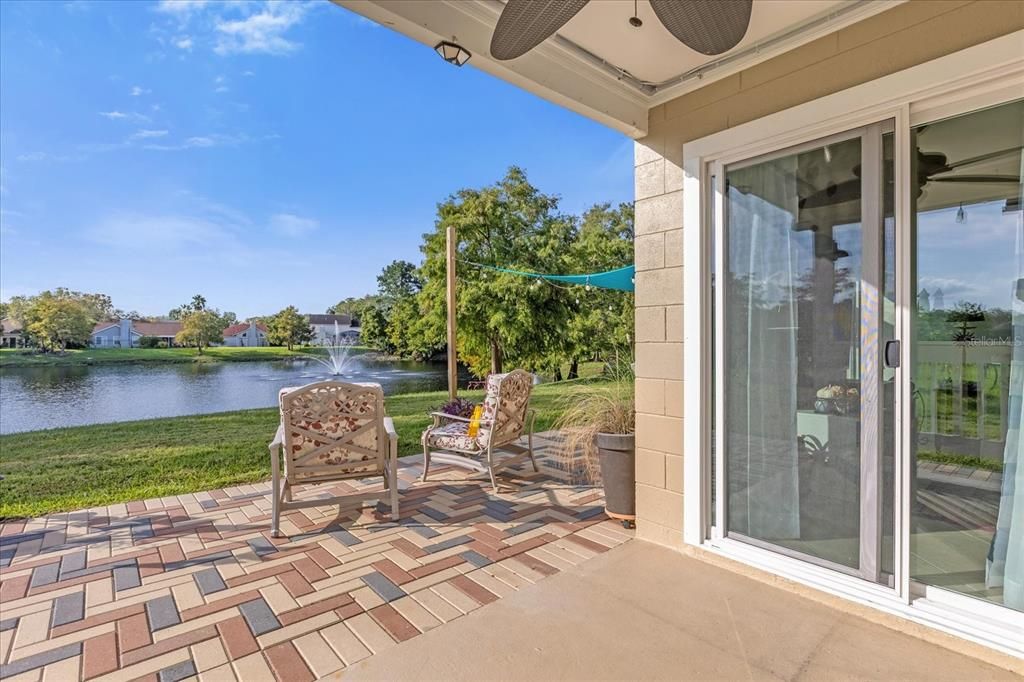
[
  {"x1": 383, "y1": 417, "x2": 398, "y2": 438},
  {"x1": 428, "y1": 412, "x2": 494, "y2": 424},
  {"x1": 269, "y1": 424, "x2": 285, "y2": 450}
]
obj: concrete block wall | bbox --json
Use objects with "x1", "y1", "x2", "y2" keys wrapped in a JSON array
[{"x1": 631, "y1": 0, "x2": 1024, "y2": 548}]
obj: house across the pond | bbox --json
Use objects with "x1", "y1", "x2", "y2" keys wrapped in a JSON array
[
  {"x1": 222, "y1": 321, "x2": 269, "y2": 347},
  {"x1": 1, "y1": 318, "x2": 27, "y2": 348},
  {"x1": 306, "y1": 314, "x2": 359, "y2": 345},
  {"x1": 91, "y1": 319, "x2": 182, "y2": 348}
]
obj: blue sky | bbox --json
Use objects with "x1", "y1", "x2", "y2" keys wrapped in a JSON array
[{"x1": 0, "y1": 0, "x2": 632, "y2": 319}]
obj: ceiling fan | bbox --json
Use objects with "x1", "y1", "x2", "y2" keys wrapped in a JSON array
[
  {"x1": 489, "y1": 0, "x2": 753, "y2": 61},
  {"x1": 798, "y1": 146, "x2": 1022, "y2": 210}
]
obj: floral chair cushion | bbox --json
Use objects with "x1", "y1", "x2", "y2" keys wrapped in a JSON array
[{"x1": 422, "y1": 421, "x2": 478, "y2": 453}]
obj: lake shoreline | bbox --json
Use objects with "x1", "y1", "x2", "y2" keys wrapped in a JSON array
[{"x1": 0, "y1": 345, "x2": 380, "y2": 368}]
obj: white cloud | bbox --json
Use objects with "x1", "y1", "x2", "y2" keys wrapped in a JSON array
[
  {"x1": 173, "y1": 35, "x2": 193, "y2": 50},
  {"x1": 242, "y1": 70, "x2": 255, "y2": 77},
  {"x1": 270, "y1": 213, "x2": 319, "y2": 237},
  {"x1": 155, "y1": 0, "x2": 208, "y2": 16},
  {"x1": 16, "y1": 152, "x2": 82, "y2": 163},
  {"x1": 128, "y1": 129, "x2": 170, "y2": 141},
  {"x1": 214, "y1": 3, "x2": 310, "y2": 56},
  {"x1": 130, "y1": 85, "x2": 150, "y2": 96},
  {"x1": 214, "y1": 86, "x2": 229, "y2": 93},
  {"x1": 142, "y1": 133, "x2": 246, "y2": 151},
  {"x1": 99, "y1": 110, "x2": 151, "y2": 123}
]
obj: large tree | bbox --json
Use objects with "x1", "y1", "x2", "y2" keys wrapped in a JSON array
[
  {"x1": 377, "y1": 261, "x2": 422, "y2": 305},
  {"x1": 24, "y1": 292, "x2": 95, "y2": 351},
  {"x1": 418, "y1": 166, "x2": 577, "y2": 376},
  {"x1": 267, "y1": 306, "x2": 313, "y2": 350},
  {"x1": 175, "y1": 310, "x2": 223, "y2": 354}
]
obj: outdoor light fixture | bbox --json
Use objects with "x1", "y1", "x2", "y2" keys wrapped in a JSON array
[{"x1": 435, "y1": 40, "x2": 471, "y2": 67}]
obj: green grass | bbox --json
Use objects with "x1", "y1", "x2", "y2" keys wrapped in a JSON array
[
  {"x1": 917, "y1": 450, "x2": 1003, "y2": 473},
  {"x1": 0, "y1": 380, "x2": 617, "y2": 519},
  {"x1": 0, "y1": 346, "x2": 371, "y2": 368}
]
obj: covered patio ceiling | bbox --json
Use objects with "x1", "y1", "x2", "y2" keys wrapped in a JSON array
[{"x1": 334, "y1": 0, "x2": 899, "y2": 137}]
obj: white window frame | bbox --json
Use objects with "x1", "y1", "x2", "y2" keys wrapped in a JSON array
[{"x1": 681, "y1": 30, "x2": 1024, "y2": 657}]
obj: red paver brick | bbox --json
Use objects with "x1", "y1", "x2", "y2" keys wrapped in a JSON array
[
  {"x1": 307, "y1": 546, "x2": 341, "y2": 570},
  {"x1": 372, "y1": 559, "x2": 414, "y2": 585},
  {"x1": 369, "y1": 604, "x2": 419, "y2": 642},
  {"x1": 278, "y1": 570, "x2": 314, "y2": 598},
  {"x1": 181, "y1": 589, "x2": 262, "y2": 622},
  {"x1": 335, "y1": 601, "x2": 364, "y2": 620},
  {"x1": 390, "y1": 537, "x2": 427, "y2": 560},
  {"x1": 408, "y1": 555, "x2": 465, "y2": 579},
  {"x1": 157, "y1": 541, "x2": 186, "y2": 565},
  {"x1": 216, "y1": 615, "x2": 259, "y2": 660},
  {"x1": 225, "y1": 562, "x2": 293, "y2": 587},
  {"x1": 117, "y1": 612, "x2": 152, "y2": 652},
  {"x1": 512, "y1": 552, "x2": 559, "y2": 576},
  {"x1": 498, "y1": 533, "x2": 558, "y2": 558},
  {"x1": 450, "y1": 574, "x2": 499, "y2": 605},
  {"x1": 563, "y1": 533, "x2": 609, "y2": 554},
  {"x1": 265, "y1": 641, "x2": 314, "y2": 682},
  {"x1": 82, "y1": 631, "x2": 119, "y2": 680},
  {"x1": 120, "y1": 625, "x2": 218, "y2": 667},
  {"x1": 293, "y1": 557, "x2": 329, "y2": 583},
  {"x1": 0, "y1": 574, "x2": 30, "y2": 601},
  {"x1": 278, "y1": 594, "x2": 355, "y2": 626}
]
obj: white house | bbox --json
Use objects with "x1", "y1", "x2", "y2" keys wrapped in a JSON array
[
  {"x1": 1, "y1": 318, "x2": 27, "y2": 348},
  {"x1": 306, "y1": 314, "x2": 358, "y2": 345},
  {"x1": 222, "y1": 321, "x2": 269, "y2": 347},
  {"x1": 91, "y1": 319, "x2": 182, "y2": 348}
]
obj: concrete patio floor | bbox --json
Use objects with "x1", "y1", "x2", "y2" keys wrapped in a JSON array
[{"x1": 342, "y1": 540, "x2": 1019, "y2": 681}]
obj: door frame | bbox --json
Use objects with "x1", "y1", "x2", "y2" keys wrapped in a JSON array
[{"x1": 681, "y1": 30, "x2": 1024, "y2": 656}]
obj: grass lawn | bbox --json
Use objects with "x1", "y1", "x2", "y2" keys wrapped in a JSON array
[
  {"x1": 0, "y1": 380, "x2": 619, "y2": 519},
  {"x1": 0, "y1": 346, "x2": 371, "y2": 368}
]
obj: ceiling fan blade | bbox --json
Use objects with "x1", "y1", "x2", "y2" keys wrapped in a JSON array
[
  {"x1": 941, "y1": 146, "x2": 1023, "y2": 173},
  {"x1": 930, "y1": 175, "x2": 1021, "y2": 183},
  {"x1": 490, "y1": 0, "x2": 590, "y2": 61},
  {"x1": 799, "y1": 180, "x2": 861, "y2": 209},
  {"x1": 650, "y1": 0, "x2": 752, "y2": 56}
]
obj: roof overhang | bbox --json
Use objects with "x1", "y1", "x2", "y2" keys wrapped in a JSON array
[{"x1": 334, "y1": 0, "x2": 900, "y2": 137}]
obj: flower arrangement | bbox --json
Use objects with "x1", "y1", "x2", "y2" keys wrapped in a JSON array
[{"x1": 436, "y1": 397, "x2": 476, "y2": 419}]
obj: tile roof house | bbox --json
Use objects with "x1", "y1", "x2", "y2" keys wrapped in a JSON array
[
  {"x1": 222, "y1": 321, "x2": 269, "y2": 347},
  {"x1": 91, "y1": 319, "x2": 182, "y2": 348},
  {"x1": 0, "y1": 318, "x2": 26, "y2": 348}
]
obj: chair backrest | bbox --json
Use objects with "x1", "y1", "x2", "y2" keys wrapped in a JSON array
[
  {"x1": 477, "y1": 369, "x2": 533, "y2": 448},
  {"x1": 279, "y1": 381, "x2": 386, "y2": 482}
]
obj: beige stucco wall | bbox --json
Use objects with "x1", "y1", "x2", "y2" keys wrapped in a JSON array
[{"x1": 632, "y1": 0, "x2": 1024, "y2": 548}]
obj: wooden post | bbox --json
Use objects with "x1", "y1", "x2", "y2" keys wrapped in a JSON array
[{"x1": 446, "y1": 225, "x2": 458, "y2": 400}]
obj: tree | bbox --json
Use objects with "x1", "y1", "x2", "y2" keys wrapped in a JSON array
[
  {"x1": 169, "y1": 294, "x2": 208, "y2": 320},
  {"x1": 358, "y1": 304, "x2": 393, "y2": 354},
  {"x1": 267, "y1": 306, "x2": 313, "y2": 350},
  {"x1": 417, "y1": 166, "x2": 577, "y2": 376},
  {"x1": 377, "y1": 261, "x2": 422, "y2": 305},
  {"x1": 175, "y1": 310, "x2": 223, "y2": 353},
  {"x1": 328, "y1": 295, "x2": 377, "y2": 326},
  {"x1": 25, "y1": 293, "x2": 95, "y2": 351}
]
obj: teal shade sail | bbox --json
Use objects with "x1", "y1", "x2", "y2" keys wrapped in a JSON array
[{"x1": 469, "y1": 263, "x2": 635, "y2": 292}]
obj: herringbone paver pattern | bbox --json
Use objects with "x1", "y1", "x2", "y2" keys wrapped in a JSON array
[{"x1": 0, "y1": 432, "x2": 631, "y2": 681}]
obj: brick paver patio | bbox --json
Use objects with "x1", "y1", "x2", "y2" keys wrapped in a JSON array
[{"x1": 0, "y1": 432, "x2": 630, "y2": 681}]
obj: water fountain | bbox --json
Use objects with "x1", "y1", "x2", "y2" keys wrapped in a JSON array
[{"x1": 302, "y1": 321, "x2": 357, "y2": 376}]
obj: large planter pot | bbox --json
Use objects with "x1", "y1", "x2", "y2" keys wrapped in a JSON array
[{"x1": 595, "y1": 432, "x2": 636, "y2": 525}]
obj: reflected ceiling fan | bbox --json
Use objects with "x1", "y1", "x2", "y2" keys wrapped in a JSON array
[
  {"x1": 799, "y1": 146, "x2": 1022, "y2": 209},
  {"x1": 489, "y1": 0, "x2": 753, "y2": 61}
]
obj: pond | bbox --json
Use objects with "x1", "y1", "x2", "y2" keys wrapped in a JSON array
[{"x1": 0, "y1": 357, "x2": 465, "y2": 434}]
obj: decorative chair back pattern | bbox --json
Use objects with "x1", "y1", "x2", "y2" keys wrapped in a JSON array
[
  {"x1": 279, "y1": 381, "x2": 386, "y2": 482},
  {"x1": 477, "y1": 370, "x2": 533, "y2": 449}
]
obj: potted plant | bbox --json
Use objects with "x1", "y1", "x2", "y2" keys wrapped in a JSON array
[{"x1": 554, "y1": 382, "x2": 636, "y2": 528}]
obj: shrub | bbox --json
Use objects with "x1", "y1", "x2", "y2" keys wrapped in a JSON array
[{"x1": 138, "y1": 336, "x2": 161, "y2": 349}]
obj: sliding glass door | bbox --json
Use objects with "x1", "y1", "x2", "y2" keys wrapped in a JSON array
[
  {"x1": 716, "y1": 123, "x2": 895, "y2": 583},
  {"x1": 910, "y1": 99, "x2": 1023, "y2": 613}
]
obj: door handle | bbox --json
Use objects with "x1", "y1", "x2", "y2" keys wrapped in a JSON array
[{"x1": 884, "y1": 340, "x2": 901, "y2": 368}]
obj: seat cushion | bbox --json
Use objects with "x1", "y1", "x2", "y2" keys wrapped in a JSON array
[{"x1": 423, "y1": 421, "x2": 479, "y2": 452}]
